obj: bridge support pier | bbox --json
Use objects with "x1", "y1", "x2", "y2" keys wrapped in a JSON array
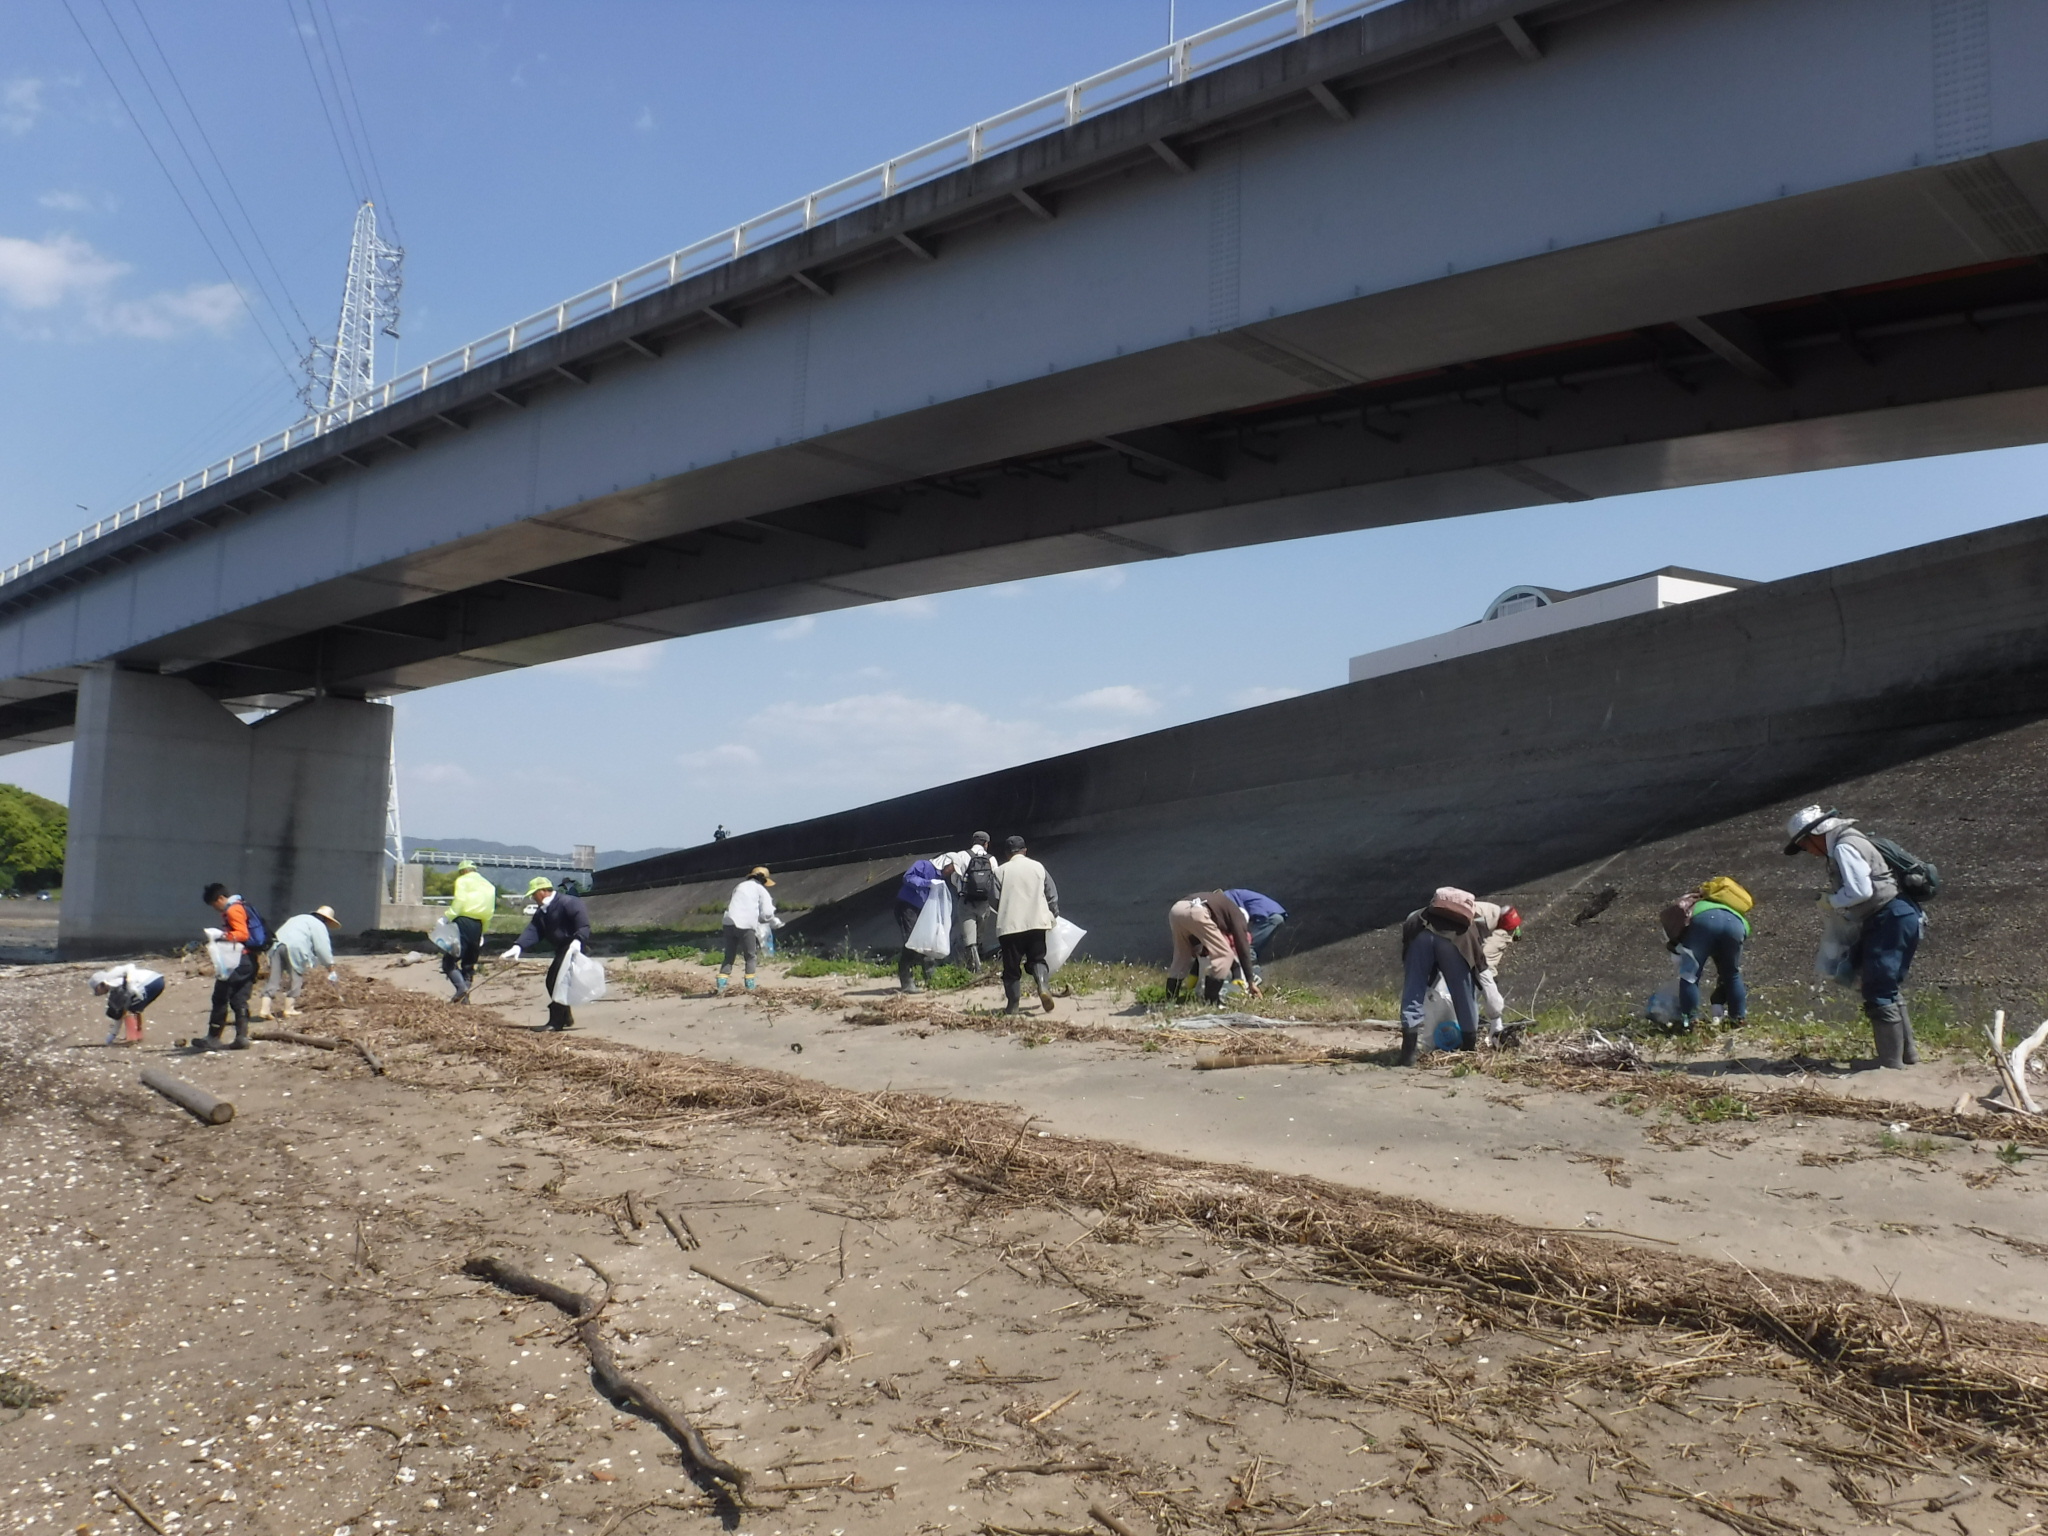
[{"x1": 59, "y1": 667, "x2": 392, "y2": 959}]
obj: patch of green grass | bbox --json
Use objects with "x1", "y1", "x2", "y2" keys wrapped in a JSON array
[
  {"x1": 1683, "y1": 1094, "x2": 1757, "y2": 1124},
  {"x1": 1998, "y1": 1141, "x2": 2029, "y2": 1166},
  {"x1": 629, "y1": 944, "x2": 703, "y2": 962}
]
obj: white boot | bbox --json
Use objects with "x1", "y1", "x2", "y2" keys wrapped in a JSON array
[
  {"x1": 254, "y1": 995, "x2": 273, "y2": 1021},
  {"x1": 281, "y1": 997, "x2": 299, "y2": 1019}
]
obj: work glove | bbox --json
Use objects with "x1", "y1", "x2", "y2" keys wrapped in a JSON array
[
  {"x1": 327, "y1": 971, "x2": 339, "y2": 985},
  {"x1": 500, "y1": 945, "x2": 522, "y2": 962},
  {"x1": 771, "y1": 916, "x2": 785, "y2": 930},
  {"x1": 204, "y1": 926, "x2": 223, "y2": 942}
]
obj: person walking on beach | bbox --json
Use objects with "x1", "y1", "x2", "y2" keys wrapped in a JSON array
[
  {"x1": 992, "y1": 836, "x2": 1060, "y2": 1017},
  {"x1": 955, "y1": 833, "x2": 1000, "y2": 973},
  {"x1": 893, "y1": 853, "x2": 954, "y2": 994},
  {"x1": 200, "y1": 882, "x2": 265, "y2": 1051},
  {"x1": 499, "y1": 876, "x2": 593, "y2": 1031},
  {"x1": 716, "y1": 867, "x2": 781, "y2": 995},
  {"x1": 443, "y1": 859, "x2": 497, "y2": 1002}
]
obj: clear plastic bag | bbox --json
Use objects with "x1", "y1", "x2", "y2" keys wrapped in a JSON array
[
  {"x1": 551, "y1": 941, "x2": 608, "y2": 1005},
  {"x1": 906, "y1": 883, "x2": 954, "y2": 959},
  {"x1": 1816, "y1": 906, "x2": 1860, "y2": 985},
  {"x1": 1643, "y1": 986, "x2": 1681, "y2": 1025},
  {"x1": 1045, "y1": 916, "x2": 1087, "y2": 974},
  {"x1": 206, "y1": 939, "x2": 244, "y2": 978},
  {"x1": 428, "y1": 915, "x2": 460, "y2": 955},
  {"x1": 1421, "y1": 977, "x2": 1456, "y2": 1030}
]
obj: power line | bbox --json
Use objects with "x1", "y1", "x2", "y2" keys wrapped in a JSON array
[
  {"x1": 311, "y1": 0, "x2": 398, "y2": 237},
  {"x1": 89, "y1": 0, "x2": 306, "y2": 366},
  {"x1": 282, "y1": 0, "x2": 370, "y2": 207},
  {"x1": 123, "y1": 0, "x2": 318, "y2": 342},
  {"x1": 56, "y1": 0, "x2": 301, "y2": 388}
]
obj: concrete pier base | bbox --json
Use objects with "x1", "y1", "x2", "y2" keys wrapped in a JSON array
[{"x1": 59, "y1": 669, "x2": 391, "y2": 958}]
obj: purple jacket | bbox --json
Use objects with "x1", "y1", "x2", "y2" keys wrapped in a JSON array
[{"x1": 896, "y1": 859, "x2": 945, "y2": 910}]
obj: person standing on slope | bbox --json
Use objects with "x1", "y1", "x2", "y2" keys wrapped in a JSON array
[
  {"x1": 992, "y1": 835, "x2": 1060, "y2": 1017},
  {"x1": 1785, "y1": 806, "x2": 1933, "y2": 1069},
  {"x1": 499, "y1": 876, "x2": 593, "y2": 1031},
  {"x1": 717, "y1": 866, "x2": 782, "y2": 995}
]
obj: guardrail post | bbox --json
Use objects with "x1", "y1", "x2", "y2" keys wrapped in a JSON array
[
  {"x1": 1066, "y1": 83, "x2": 1081, "y2": 124},
  {"x1": 1298, "y1": 0, "x2": 1313, "y2": 34}
]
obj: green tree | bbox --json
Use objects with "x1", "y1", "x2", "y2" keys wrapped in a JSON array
[{"x1": 0, "y1": 784, "x2": 66, "y2": 892}]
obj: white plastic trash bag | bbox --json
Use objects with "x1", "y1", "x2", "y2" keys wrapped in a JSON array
[
  {"x1": 428, "y1": 915, "x2": 461, "y2": 955},
  {"x1": 206, "y1": 938, "x2": 244, "y2": 978},
  {"x1": 1421, "y1": 977, "x2": 1456, "y2": 1031},
  {"x1": 1815, "y1": 906, "x2": 1860, "y2": 986},
  {"x1": 906, "y1": 882, "x2": 954, "y2": 959},
  {"x1": 551, "y1": 940, "x2": 608, "y2": 1005},
  {"x1": 1045, "y1": 916, "x2": 1087, "y2": 975}
]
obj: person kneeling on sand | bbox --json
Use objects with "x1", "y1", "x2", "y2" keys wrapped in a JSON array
[
  {"x1": 717, "y1": 867, "x2": 782, "y2": 995},
  {"x1": 992, "y1": 835, "x2": 1059, "y2": 1017},
  {"x1": 499, "y1": 877, "x2": 593, "y2": 1031},
  {"x1": 257, "y1": 906, "x2": 341, "y2": 1020},
  {"x1": 92, "y1": 963, "x2": 165, "y2": 1046},
  {"x1": 1398, "y1": 888, "x2": 1488, "y2": 1066}
]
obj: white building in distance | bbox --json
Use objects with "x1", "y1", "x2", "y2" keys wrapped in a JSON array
[{"x1": 1348, "y1": 567, "x2": 1752, "y2": 684}]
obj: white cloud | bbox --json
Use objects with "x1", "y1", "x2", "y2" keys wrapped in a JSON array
[
  {"x1": 37, "y1": 190, "x2": 99, "y2": 213},
  {"x1": 2, "y1": 79, "x2": 46, "y2": 136},
  {"x1": 408, "y1": 761, "x2": 478, "y2": 788},
  {"x1": 0, "y1": 233, "x2": 242, "y2": 339},
  {"x1": 1062, "y1": 684, "x2": 1160, "y2": 717},
  {"x1": 1230, "y1": 684, "x2": 1305, "y2": 708},
  {"x1": 679, "y1": 742, "x2": 761, "y2": 770},
  {"x1": 0, "y1": 233, "x2": 124, "y2": 309}
]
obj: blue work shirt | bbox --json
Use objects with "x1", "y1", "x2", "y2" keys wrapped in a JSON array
[
  {"x1": 896, "y1": 859, "x2": 945, "y2": 909},
  {"x1": 1225, "y1": 889, "x2": 1286, "y2": 920}
]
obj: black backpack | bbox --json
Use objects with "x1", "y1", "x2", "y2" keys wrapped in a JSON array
[
  {"x1": 960, "y1": 850, "x2": 995, "y2": 904},
  {"x1": 1869, "y1": 835, "x2": 1941, "y2": 901}
]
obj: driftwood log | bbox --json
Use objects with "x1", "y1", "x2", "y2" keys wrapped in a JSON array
[
  {"x1": 1983, "y1": 1009, "x2": 2048, "y2": 1115},
  {"x1": 461, "y1": 1255, "x2": 747, "y2": 1494},
  {"x1": 249, "y1": 1028, "x2": 385, "y2": 1076},
  {"x1": 139, "y1": 1068, "x2": 234, "y2": 1125},
  {"x1": 1194, "y1": 1049, "x2": 1334, "y2": 1071}
]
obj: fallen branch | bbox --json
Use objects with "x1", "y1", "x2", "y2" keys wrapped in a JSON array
[
  {"x1": 979, "y1": 1458, "x2": 1113, "y2": 1478},
  {"x1": 1089, "y1": 1505, "x2": 1141, "y2": 1536},
  {"x1": 139, "y1": 1068, "x2": 233, "y2": 1125},
  {"x1": 248, "y1": 1028, "x2": 385, "y2": 1076},
  {"x1": 462, "y1": 1254, "x2": 747, "y2": 1495},
  {"x1": 689, "y1": 1261, "x2": 852, "y2": 1389},
  {"x1": 654, "y1": 1205, "x2": 699, "y2": 1251},
  {"x1": 1194, "y1": 1049, "x2": 1337, "y2": 1071},
  {"x1": 108, "y1": 1485, "x2": 166, "y2": 1534},
  {"x1": 1983, "y1": 1009, "x2": 2046, "y2": 1115}
]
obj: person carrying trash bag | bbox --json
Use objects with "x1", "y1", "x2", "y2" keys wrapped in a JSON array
[
  {"x1": 1656, "y1": 877, "x2": 1753, "y2": 1030},
  {"x1": 894, "y1": 853, "x2": 956, "y2": 994},
  {"x1": 1785, "y1": 805, "x2": 1938, "y2": 1069},
  {"x1": 92, "y1": 963, "x2": 165, "y2": 1046},
  {"x1": 1397, "y1": 888, "x2": 1489, "y2": 1066},
  {"x1": 258, "y1": 906, "x2": 342, "y2": 1020},
  {"x1": 499, "y1": 876, "x2": 592, "y2": 1031},
  {"x1": 717, "y1": 867, "x2": 782, "y2": 995},
  {"x1": 199, "y1": 882, "x2": 267, "y2": 1051},
  {"x1": 1165, "y1": 891, "x2": 1261, "y2": 1006},
  {"x1": 441, "y1": 859, "x2": 496, "y2": 1002},
  {"x1": 992, "y1": 835, "x2": 1060, "y2": 1016}
]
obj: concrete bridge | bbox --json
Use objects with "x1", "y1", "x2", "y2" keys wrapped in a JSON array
[{"x1": 10, "y1": 0, "x2": 2047, "y2": 953}]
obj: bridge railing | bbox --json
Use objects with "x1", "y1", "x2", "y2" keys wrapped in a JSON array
[{"x1": 3, "y1": 0, "x2": 1398, "y2": 594}]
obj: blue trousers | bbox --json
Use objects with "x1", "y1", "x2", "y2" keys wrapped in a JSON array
[
  {"x1": 1676, "y1": 906, "x2": 1748, "y2": 1020},
  {"x1": 1858, "y1": 899, "x2": 1923, "y2": 1009},
  {"x1": 1400, "y1": 932, "x2": 1477, "y2": 1038},
  {"x1": 1246, "y1": 913, "x2": 1284, "y2": 969}
]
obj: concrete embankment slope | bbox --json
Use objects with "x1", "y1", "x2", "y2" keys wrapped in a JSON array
[{"x1": 592, "y1": 514, "x2": 2048, "y2": 964}]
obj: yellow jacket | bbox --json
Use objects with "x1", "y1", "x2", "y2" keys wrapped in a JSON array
[{"x1": 449, "y1": 870, "x2": 497, "y2": 921}]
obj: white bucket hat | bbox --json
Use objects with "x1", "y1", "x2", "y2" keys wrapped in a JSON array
[{"x1": 1783, "y1": 804, "x2": 1849, "y2": 854}]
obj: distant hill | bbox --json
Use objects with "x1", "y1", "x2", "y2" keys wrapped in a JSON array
[
  {"x1": 403, "y1": 837, "x2": 677, "y2": 871},
  {"x1": 0, "y1": 783, "x2": 65, "y2": 892}
]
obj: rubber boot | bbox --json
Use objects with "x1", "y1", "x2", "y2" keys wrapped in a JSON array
[
  {"x1": 281, "y1": 997, "x2": 299, "y2": 1020},
  {"x1": 1164, "y1": 976, "x2": 1183, "y2": 1002},
  {"x1": 743, "y1": 976, "x2": 758, "y2": 993},
  {"x1": 123, "y1": 1012, "x2": 143, "y2": 1044},
  {"x1": 228, "y1": 1018, "x2": 250, "y2": 1050},
  {"x1": 560, "y1": 1006, "x2": 576, "y2": 1031},
  {"x1": 254, "y1": 994, "x2": 273, "y2": 1022},
  {"x1": 545, "y1": 1002, "x2": 572, "y2": 1032},
  {"x1": 922, "y1": 961, "x2": 937, "y2": 992},
  {"x1": 1202, "y1": 975, "x2": 1224, "y2": 1006},
  {"x1": 715, "y1": 974, "x2": 730, "y2": 995},
  {"x1": 1867, "y1": 1001, "x2": 1906, "y2": 1069},
  {"x1": 1459, "y1": 1024, "x2": 1480, "y2": 1053},
  {"x1": 898, "y1": 955, "x2": 919, "y2": 993},
  {"x1": 1398, "y1": 1029, "x2": 1421, "y2": 1068},
  {"x1": 1003, "y1": 977, "x2": 1023, "y2": 1015},
  {"x1": 1030, "y1": 962, "x2": 1054, "y2": 1013},
  {"x1": 1900, "y1": 1004, "x2": 1920, "y2": 1066}
]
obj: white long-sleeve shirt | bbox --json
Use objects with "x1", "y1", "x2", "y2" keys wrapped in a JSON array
[
  {"x1": 1826, "y1": 835, "x2": 1874, "y2": 909},
  {"x1": 724, "y1": 879, "x2": 778, "y2": 930}
]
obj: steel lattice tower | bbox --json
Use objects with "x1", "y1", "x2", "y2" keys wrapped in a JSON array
[{"x1": 304, "y1": 200, "x2": 403, "y2": 415}]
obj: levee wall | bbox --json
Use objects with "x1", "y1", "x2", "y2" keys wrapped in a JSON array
[{"x1": 592, "y1": 515, "x2": 2048, "y2": 964}]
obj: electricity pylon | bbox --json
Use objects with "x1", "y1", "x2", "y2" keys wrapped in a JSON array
[{"x1": 302, "y1": 200, "x2": 402, "y2": 415}]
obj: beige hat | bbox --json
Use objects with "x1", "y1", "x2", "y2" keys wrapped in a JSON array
[
  {"x1": 314, "y1": 904, "x2": 341, "y2": 928},
  {"x1": 749, "y1": 866, "x2": 775, "y2": 887}
]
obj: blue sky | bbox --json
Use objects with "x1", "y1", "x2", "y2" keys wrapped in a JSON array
[{"x1": 2, "y1": 1, "x2": 2044, "y2": 851}]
